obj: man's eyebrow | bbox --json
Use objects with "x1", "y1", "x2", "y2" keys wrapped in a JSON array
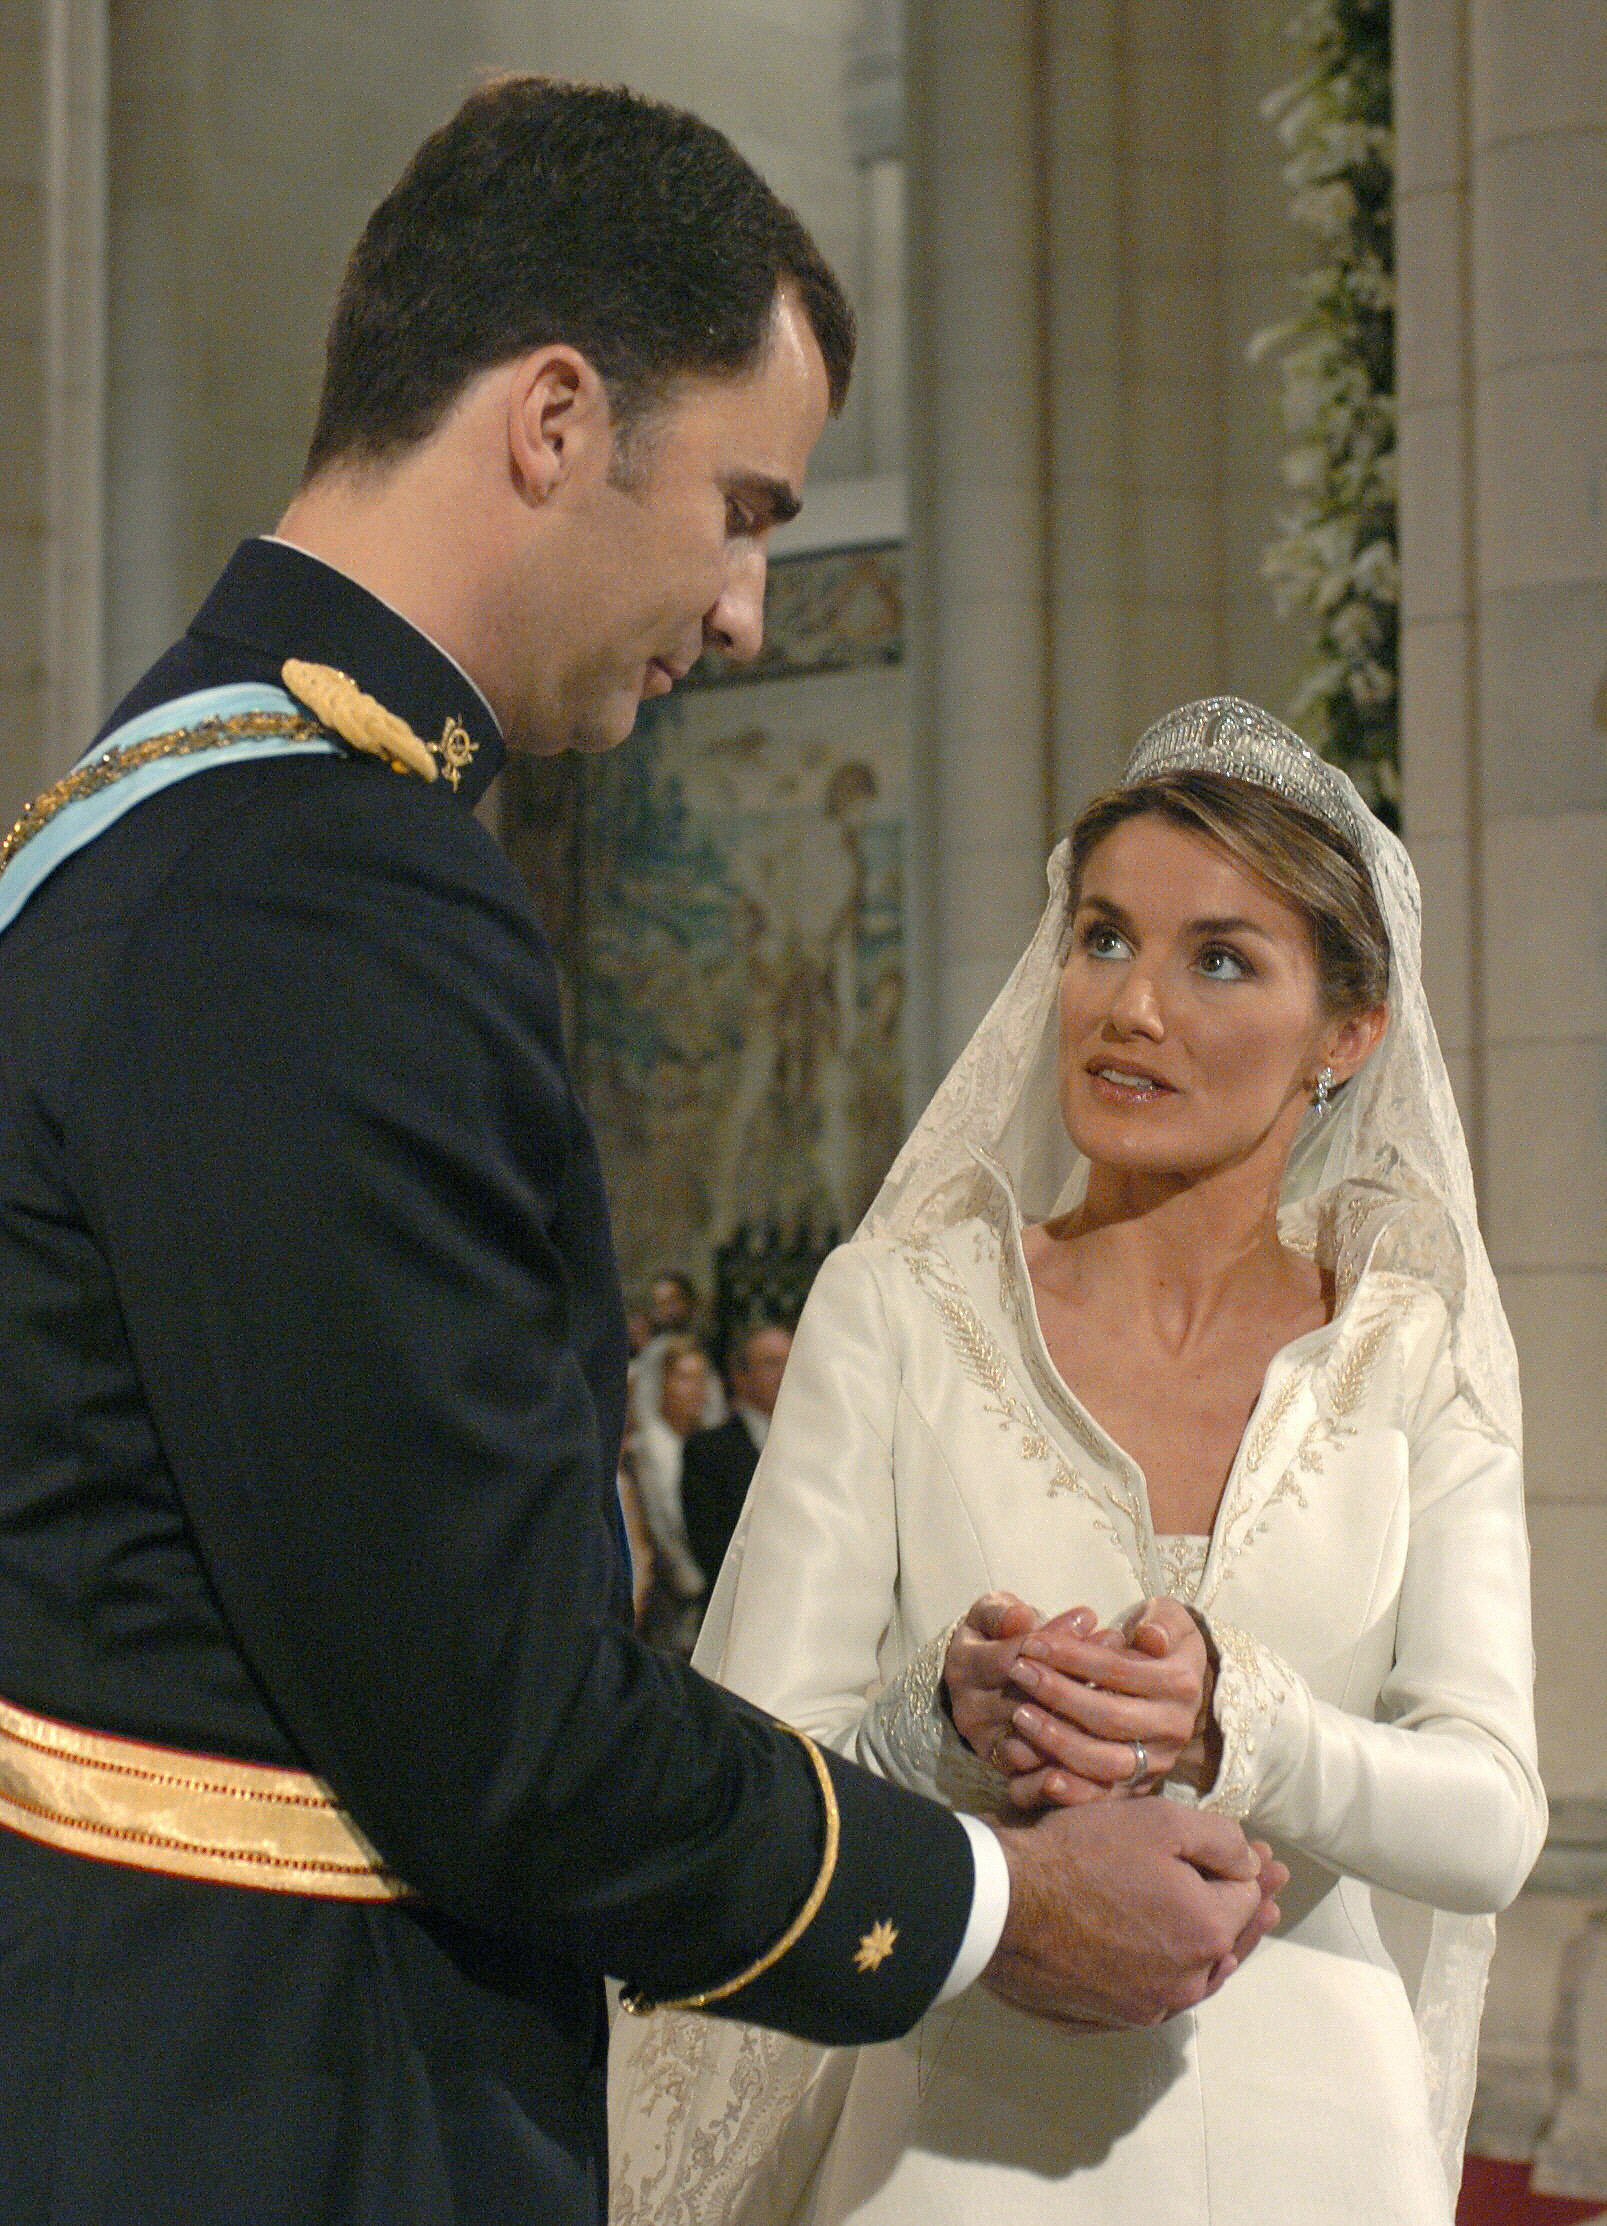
[{"x1": 726, "y1": 472, "x2": 802, "y2": 529}]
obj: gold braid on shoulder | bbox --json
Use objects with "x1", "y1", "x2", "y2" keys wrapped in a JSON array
[
  {"x1": 1, "y1": 708, "x2": 317, "y2": 872},
  {"x1": 280, "y1": 661, "x2": 438, "y2": 782},
  {"x1": 0, "y1": 659, "x2": 447, "y2": 877}
]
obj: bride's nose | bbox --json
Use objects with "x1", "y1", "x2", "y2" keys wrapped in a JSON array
[{"x1": 1107, "y1": 964, "x2": 1165, "y2": 1038}]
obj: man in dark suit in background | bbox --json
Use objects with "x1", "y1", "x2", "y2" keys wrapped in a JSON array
[
  {"x1": 0, "y1": 77, "x2": 1280, "y2": 2226},
  {"x1": 684, "y1": 1322, "x2": 792, "y2": 1592}
]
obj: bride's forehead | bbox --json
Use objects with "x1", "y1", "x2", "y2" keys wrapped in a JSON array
[{"x1": 1076, "y1": 813, "x2": 1299, "y2": 918}]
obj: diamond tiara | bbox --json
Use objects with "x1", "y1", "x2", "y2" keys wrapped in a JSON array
[{"x1": 1122, "y1": 697, "x2": 1370, "y2": 850}]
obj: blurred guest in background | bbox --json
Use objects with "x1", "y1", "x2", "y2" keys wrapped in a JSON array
[
  {"x1": 630, "y1": 1270, "x2": 725, "y2": 1432},
  {"x1": 627, "y1": 1335, "x2": 713, "y2": 1654},
  {"x1": 682, "y1": 1322, "x2": 793, "y2": 1597}
]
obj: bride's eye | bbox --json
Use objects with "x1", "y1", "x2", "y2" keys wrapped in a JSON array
[
  {"x1": 1197, "y1": 943, "x2": 1251, "y2": 981},
  {"x1": 1079, "y1": 922, "x2": 1130, "y2": 960}
]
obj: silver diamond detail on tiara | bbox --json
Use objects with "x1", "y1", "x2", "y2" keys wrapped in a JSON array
[{"x1": 1123, "y1": 697, "x2": 1368, "y2": 847}]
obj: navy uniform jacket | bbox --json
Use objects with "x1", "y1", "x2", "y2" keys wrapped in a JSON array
[{"x1": 0, "y1": 539, "x2": 974, "y2": 2225}]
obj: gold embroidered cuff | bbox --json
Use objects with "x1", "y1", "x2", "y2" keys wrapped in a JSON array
[
  {"x1": 0, "y1": 1693, "x2": 408, "y2": 1900},
  {"x1": 619, "y1": 1728, "x2": 841, "y2": 2017}
]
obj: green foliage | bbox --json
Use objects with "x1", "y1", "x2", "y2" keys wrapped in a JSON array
[{"x1": 1253, "y1": 0, "x2": 1398, "y2": 822}]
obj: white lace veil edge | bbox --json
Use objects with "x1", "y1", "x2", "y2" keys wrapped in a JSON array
[
  {"x1": 859, "y1": 698, "x2": 1521, "y2": 2201},
  {"x1": 859, "y1": 698, "x2": 1520, "y2": 1456}
]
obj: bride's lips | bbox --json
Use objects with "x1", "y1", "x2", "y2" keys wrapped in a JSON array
[{"x1": 1086, "y1": 1062, "x2": 1177, "y2": 1104}]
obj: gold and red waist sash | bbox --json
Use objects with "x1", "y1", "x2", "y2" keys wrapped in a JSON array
[{"x1": 0, "y1": 1692, "x2": 407, "y2": 1900}]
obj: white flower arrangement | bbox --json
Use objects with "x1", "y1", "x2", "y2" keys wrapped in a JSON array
[{"x1": 1252, "y1": 0, "x2": 1398, "y2": 822}]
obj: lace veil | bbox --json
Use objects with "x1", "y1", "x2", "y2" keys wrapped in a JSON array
[
  {"x1": 860, "y1": 695, "x2": 1521, "y2": 2190},
  {"x1": 611, "y1": 700, "x2": 1522, "y2": 2218}
]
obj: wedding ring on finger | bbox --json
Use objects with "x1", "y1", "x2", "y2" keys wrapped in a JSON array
[
  {"x1": 1120, "y1": 1737, "x2": 1149, "y2": 1788},
  {"x1": 990, "y1": 1726, "x2": 1013, "y2": 1769}
]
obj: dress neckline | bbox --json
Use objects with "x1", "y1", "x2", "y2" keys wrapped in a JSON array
[{"x1": 960, "y1": 1151, "x2": 1403, "y2": 1598}]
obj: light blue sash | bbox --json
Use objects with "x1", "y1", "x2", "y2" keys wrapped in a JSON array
[{"x1": 0, "y1": 683, "x2": 341, "y2": 940}]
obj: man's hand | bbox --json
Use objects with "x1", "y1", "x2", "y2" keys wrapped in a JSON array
[{"x1": 982, "y1": 1799, "x2": 1285, "y2": 2028}]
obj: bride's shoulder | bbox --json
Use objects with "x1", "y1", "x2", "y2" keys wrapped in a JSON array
[
  {"x1": 1283, "y1": 1177, "x2": 1463, "y2": 1312},
  {"x1": 802, "y1": 1215, "x2": 1001, "y2": 1318}
]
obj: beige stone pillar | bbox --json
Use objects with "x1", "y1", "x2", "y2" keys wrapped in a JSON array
[
  {"x1": 1397, "y1": 0, "x2": 1607, "y2": 2181},
  {"x1": 42, "y1": 0, "x2": 107, "y2": 783},
  {"x1": 905, "y1": 0, "x2": 1053, "y2": 1094},
  {"x1": 0, "y1": 0, "x2": 47, "y2": 826}
]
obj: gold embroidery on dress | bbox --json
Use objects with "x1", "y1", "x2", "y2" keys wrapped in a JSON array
[
  {"x1": 611, "y1": 2011, "x2": 823, "y2": 2226},
  {"x1": 1156, "y1": 1532, "x2": 1210, "y2": 1604},
  {"x1": 1198, "y1": 1280, "x2": 1411, "y2": 1609},
  {"x1": 1205, "y1": 1620, "x2": 1292, "y2": 1820},
  {"x1": 979, "y1": 1188, "x2": 1141, "y2": 1478},
  {"x1": 871, "y1": 1622, "x2": 1014, "y2": 1815},
  {"x1": 902, "y1": 1238, "x2": 1142, "y2": 1561},
  {"x1": 0, "y1": 710, "x2": 318, "y2": 871},
  {"x1": 875, "y1": 1625, "x2": 949, "y2": 1776},
  {"x1": 1241, "y1": 1373, "x2": 1303, "y2": 1473},
  {"x1": 429, "y1": 716, "x2": 477, "y2": 789}
]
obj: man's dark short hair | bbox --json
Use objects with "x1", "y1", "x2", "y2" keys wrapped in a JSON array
[{"x1": 305, "y1": 75, "x2": 856, "y2": 477}]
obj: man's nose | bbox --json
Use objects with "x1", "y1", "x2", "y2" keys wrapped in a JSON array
[{"x1": 705, "y1": 546, "x2": 767, "y2": 664}]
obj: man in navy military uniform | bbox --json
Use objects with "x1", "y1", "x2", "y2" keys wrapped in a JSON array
[{"x1": 0, "y1": 77, "x2": 1278, "y2": 2225}]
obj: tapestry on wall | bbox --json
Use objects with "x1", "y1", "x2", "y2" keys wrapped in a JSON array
[{"x1": 502, "y1": 543, "x2": 907, "y2": 1332}]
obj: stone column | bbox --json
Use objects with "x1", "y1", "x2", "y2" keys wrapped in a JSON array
[
  {"x1": 904, "y1": 0, "x2": 1054, "y2": 1094},
  {"x1": 102, "y1": 0, "x2": 193, "y2": 706},
  {"x1": 0, "y1": 0, "x2": 47, "y2": 826},
  {"x1": 1397, "y1": 0, "x2": 1607, "y2": 2183},
  {"x1": 42, "y1": 0, "x2": 107, "y2": 782},
  {"x1": 845, "y1": 0, "x2": 907, "y2": 476}
]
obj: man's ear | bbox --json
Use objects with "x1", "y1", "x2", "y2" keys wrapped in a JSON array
[
  {"x1": 1325, "y1": 1000, "x2": 1390, "y2": 1085},
  {"x1": 505, "y1": 345, "x2": 613, "y2": 505}
]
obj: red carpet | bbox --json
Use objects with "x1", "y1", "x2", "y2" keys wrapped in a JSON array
[{"x1": 1458, "y1": 2157, "x2": 1607, "y2": 2223}]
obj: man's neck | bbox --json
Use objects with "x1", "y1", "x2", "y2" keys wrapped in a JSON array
[
  {"x1": 262, "y1": 534, "x2": 503, "y2": 736},
  {"x1": 274, "y1": 437, "x2": 514, "y2": 737}
]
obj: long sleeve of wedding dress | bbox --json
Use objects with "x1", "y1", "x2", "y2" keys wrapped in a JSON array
[
  {"x1": 701, "y1": 1238, "x2": 1544, "y2": 1917},
  {"x1": 1200, "y1": 1314, "x2": 1545, "y2": 1910}
]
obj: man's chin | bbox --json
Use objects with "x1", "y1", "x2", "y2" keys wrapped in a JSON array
[{"x1": 514, "y1": 699, "x2": 642, "y2": 758}]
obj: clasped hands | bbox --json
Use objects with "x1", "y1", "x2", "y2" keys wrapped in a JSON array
[
  {"x1": 963, "y1": 1591, "x2": 1285, "y2": 2030},
  {"x1": 946, "y1": 1589, "x2": 1219, "y2": 1811}
]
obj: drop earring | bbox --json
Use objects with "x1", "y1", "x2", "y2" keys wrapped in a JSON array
[{"x1": 1313, "y1": 1064, "x2": 1334, "y2": 1114}]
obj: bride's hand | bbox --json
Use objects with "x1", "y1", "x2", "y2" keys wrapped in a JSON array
[
  {"x1": 998, "y1": 1596, "x2": 1218, "y2": 1810},
  {"x1": 943, "y1": 1592, "x2": 1096, "y2": 1774}
]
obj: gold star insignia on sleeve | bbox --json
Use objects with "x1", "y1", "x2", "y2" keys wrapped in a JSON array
[{"x1": 854, "y1": 1920, "x2": 899, "y2": 1973}]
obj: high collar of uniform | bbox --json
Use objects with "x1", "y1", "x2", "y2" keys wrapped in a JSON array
[{"x1": 190, "y1": 538, "x2": 507, "y2": 810}]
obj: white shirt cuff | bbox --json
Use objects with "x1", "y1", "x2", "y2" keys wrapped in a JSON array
[{"x1": 934, "y1": 1812, "x2": 1010, "y2": 2002}]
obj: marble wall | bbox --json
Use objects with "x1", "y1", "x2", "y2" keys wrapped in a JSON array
[
  {"x1": 904, "y1": 0, "x2": 1311, "y2": 1089},
  {"x1": 1, "y1": 0, "x2": 48, "y2": 827},
  {"x1": 1395, "y1": 0, "x2": 1607, "y2": 2186}
]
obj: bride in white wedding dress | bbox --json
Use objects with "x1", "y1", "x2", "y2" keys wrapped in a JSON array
[{"x1": 609, "y1": 700, "x2": 1545, "y2": 2226}]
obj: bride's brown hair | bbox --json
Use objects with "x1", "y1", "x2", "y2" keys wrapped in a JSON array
[{"x1": 1066, "y1": 770, "x2": 1391, "y2": 1016}]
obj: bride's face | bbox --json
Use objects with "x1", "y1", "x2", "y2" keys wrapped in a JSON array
[{"x1": 1058, "y1": 814, "x2": 1373, "y2": 1184}]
